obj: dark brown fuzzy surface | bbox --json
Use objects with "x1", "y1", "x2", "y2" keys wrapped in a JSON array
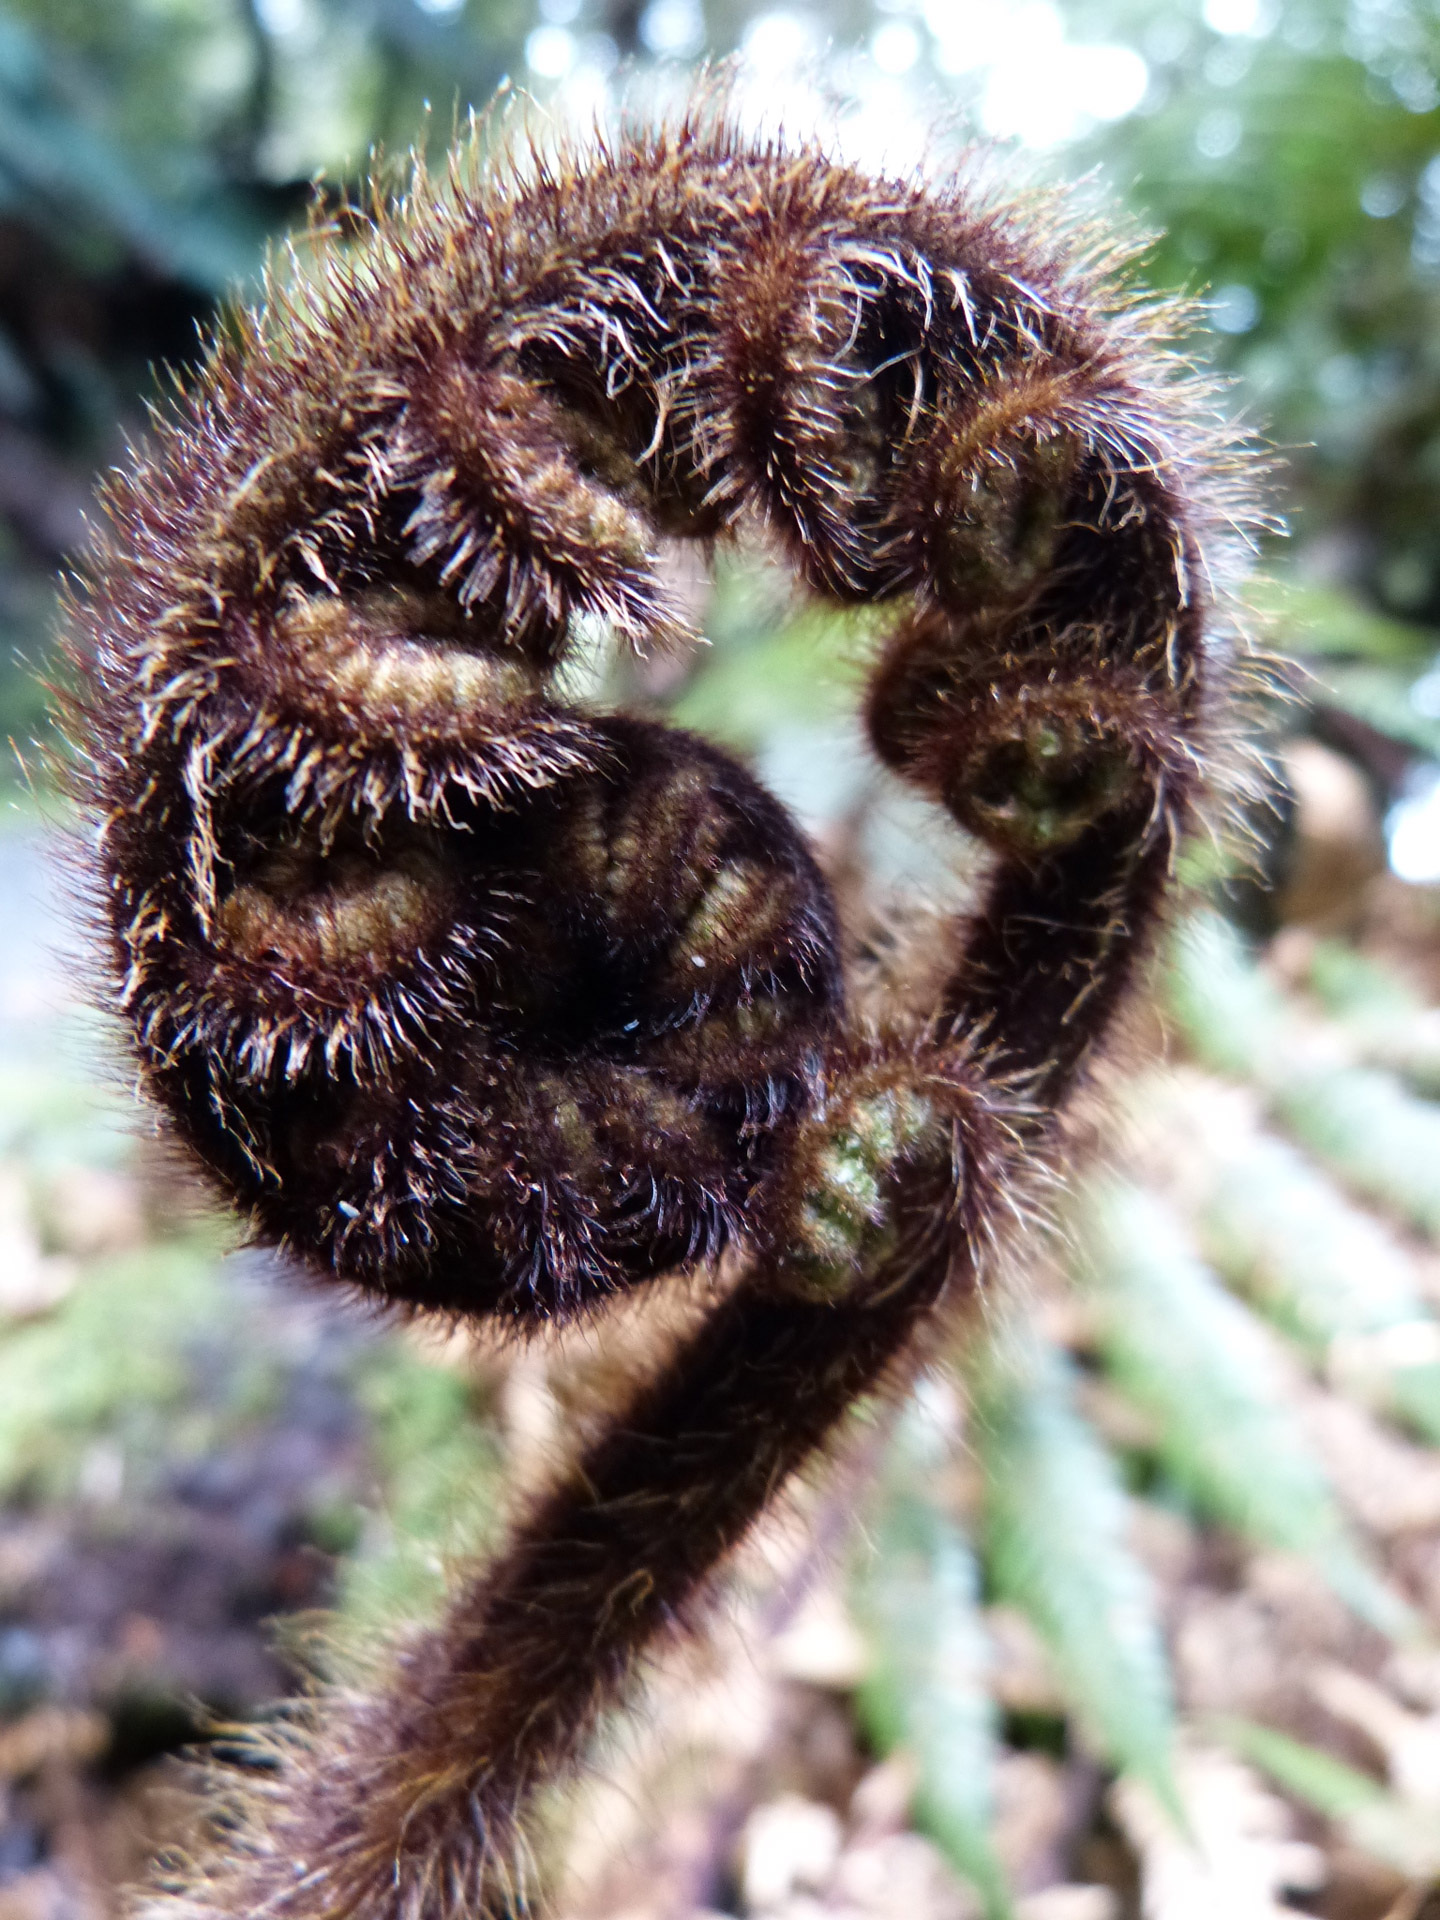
[{"x1": 62, "y1": 99, "x2": 1246, "y2": 1919}]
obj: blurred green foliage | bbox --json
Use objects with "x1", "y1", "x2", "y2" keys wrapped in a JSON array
[{"x1": 1087, "y1": 2, "x2": 1440, "y2": 621}]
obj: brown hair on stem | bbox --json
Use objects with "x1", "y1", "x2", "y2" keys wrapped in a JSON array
[{"x1": 61, "y1": 94, "x2": 1251, "y2": 1920}]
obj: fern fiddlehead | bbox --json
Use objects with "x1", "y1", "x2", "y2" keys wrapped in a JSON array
[{"x1": 67, "y1": 107, "x2": 1240, "y2": 1920}]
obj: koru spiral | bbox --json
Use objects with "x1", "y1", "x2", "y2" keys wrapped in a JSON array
[{"x1": 68, "y1": 104, "x2": 1241, "y2": 1920}]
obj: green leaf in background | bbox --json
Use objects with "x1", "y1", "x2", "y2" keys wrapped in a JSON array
[
  {"x1": 1072, "y1": 1181, "x2": 1413, "y2": 1639},
  {"x1": 0, "y1": 1062, "x2": 133, "y2": 1172},
  {"x1": 1315, "y1": 662, "x2": 1440, "y2": 763},
  {"x1": 334, "y1": 1344, "x2": 505, "y2": 1656},
  {"x1": 1216, "y1": 1714, "x2": 1386, "y2": 1819},
  {"x1": 1154, "y1": 1087, "x2": 1440, "y2": 1445},
  {"x1": 1164, "y1": 910, "x2": 1292, "y2": 1084},
  {"x1": 968, "y1": 1324, "x2": 1181, "y2": 1818},
  {"x1": 1218, "y1": 1717, "x2": 1440, "y2": 1881},
  {"x1": 1244, "y1": 576, "x2": 1434, "y2": 667},
  {"x1": 853, "y1": 1391, "x2": 1011, "y2": 1920},
  {"x1": 1275, "y1": 1063, "x2": 1440, "y2": 1242},
  {"x1": 0, "y1": 1231, "x2": 239, "y2": 1501},
  {"x1": 1165, "y1": 913, "x2": 1440, "y2": 1241},
  {"x1": 0, "y1": 16, "x2": 259, "y2": 291},
  {"x1": 1303, "y1": 938, "x2": 1440, "y2": 1101}
]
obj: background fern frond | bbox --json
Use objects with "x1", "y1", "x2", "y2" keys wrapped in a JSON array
[
  {"x1": 853, "y1": 1396, "x2": 1011, "y2": 1919},
  {"x1": 967, "y1": 1323, "x2": 1183, "y2": 1818},
  {"x1": 1071, "y1": 1179, "x2": 1413, "y2": 1638}
]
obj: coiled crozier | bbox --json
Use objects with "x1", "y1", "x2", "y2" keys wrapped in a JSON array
[{"x1": 67, "y1": 102, "x2": 1243, "y2": 1920}]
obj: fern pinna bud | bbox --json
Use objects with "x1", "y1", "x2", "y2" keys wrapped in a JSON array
[{"x1": 66, "y1": 106, "x2": 1242, "y2": 1920}]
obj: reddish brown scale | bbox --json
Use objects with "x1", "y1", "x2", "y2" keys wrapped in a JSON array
[{"x1": 63, "y1": 105, "x2": 1245, "y2": 1920}]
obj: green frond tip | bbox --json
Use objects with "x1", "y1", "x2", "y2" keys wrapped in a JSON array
[
  {"x1": 852, "y1": 1393, "x2": 1011, "y2": 1920},
  {"x1": 966, "y1": 1324, "x2": 1182, "y2": 1820},
  {"x1": 1072, "y1": 1180, "x2": 1414, "y2": 1640},
  {"x1": 1213, "y1": 1715, "x2": 1386, "y2": 1819},
  {"x1": 1217, "y1": 1716, "x2": 1440, "y2": 1880},
  {"x1": 790, "y1": 1087, "x2": 939, "y2": 1298}
]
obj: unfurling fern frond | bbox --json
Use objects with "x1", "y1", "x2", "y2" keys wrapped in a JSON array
[{"x1": 64, "y1": 101, "x2": 1242, "y2": 1920}]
